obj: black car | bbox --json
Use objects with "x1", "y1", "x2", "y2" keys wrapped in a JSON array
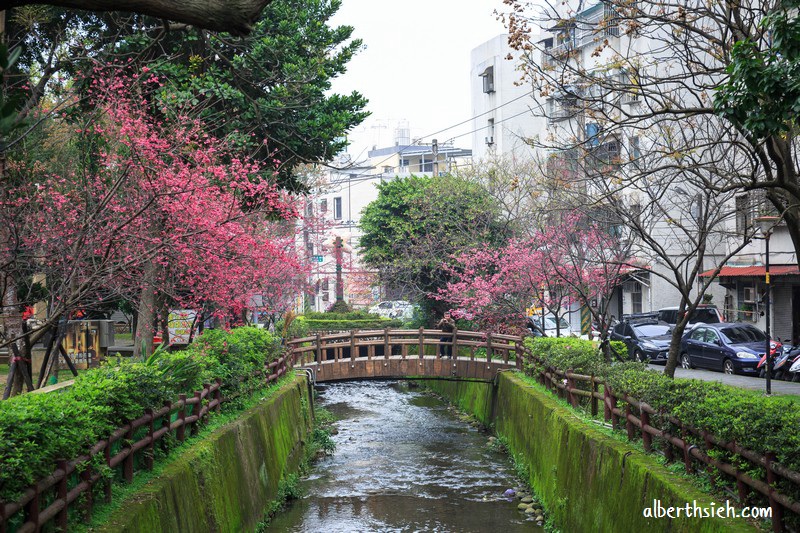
[
  {"x1": 610, "y1": 320, "x2": 673, "y2": 362},
  {"x1": 679, "y1": 322, "x2": 766, "y2": 375}
]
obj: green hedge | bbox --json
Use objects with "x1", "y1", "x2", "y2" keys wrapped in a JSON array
[
  {"x1": 0, "y1": 327, "x2": 282, "y2": 501},
  {"x1": 294, "y1": 315, "x2": 402, "y2": 332},
  {"x1": 525, "y1": 336, "x2": 800, "y2": 526}
]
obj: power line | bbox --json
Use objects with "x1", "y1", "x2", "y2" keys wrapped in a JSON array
[
  {"x1": 327, "y1": 106, "x2": 537, "y2": 187},
  {"x1": 327, "y1": 92, "x2": 534, "y2": 181}
]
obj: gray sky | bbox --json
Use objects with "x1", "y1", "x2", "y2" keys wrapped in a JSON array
[{"x1": 329, "y1": 0, "x2": 508, "y2": 160}]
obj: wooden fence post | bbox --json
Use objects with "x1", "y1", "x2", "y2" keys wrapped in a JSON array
[
  {"x1": 384, "y1": 328, "x2": 390, "y2": 359},
  {"x1": 591, "y1": 375, "x2": 598, "y2": 417},
  {"x1": 609, "y1": 389, "x2": 619, "y2": 429},
  {"x1": 123, "y1": 423, "x2": 135, "y2": 482},
  {"x1": 641, "y1": 409, "x2": 652, "y2": 452},
  {"x1": 191, "y1": 390, "x2": 202, "y2": 436},
  {"x1": 81, "y1": 461, "x2": 93, "y2": 520},
  {"x1": 681, "y1": 427, "x2": 693, "y2": 474},
  {"x1": 57, "y1": 459, "x2": 68, "y2": 530},
  {"x1": 418, "y1": 327, "x2": 424, "y2": 359},
  {"x1": 452, "y1": 328, "x2": 459, "y2": 359},
  {"x1": 350, "y1": 331, "x2": 356, "y2": 362},
  {"x1": 214, "y1": 378, "x2": 222, "y2": 412},
  {"x1": 104, "y1": 440, "x2": 112, "y2": 503},
  {"x1": 486, "y1": 332, "x2": 493, "y2": 362},
  {"x1": 145, "y1": 408, "x2": 155, "y2": 470},
  {"x1": 177, "y1": 394, "x2": 187, "y2": 442},
  {"x1": 315, "y1": 333, "x2": 322, "y2": 364},
  {"x1": 625, "y1": 403, "x2": 635, "y2": 441},
  {"x1": 25, "y1": 482, "x2": 39, "y2": 532},
  {"x1": 765, "y1": 452, "x2": 784, "y2": 532},
  {"x1": 566, "y1": 370, "x2": 577, "y2": 408}
]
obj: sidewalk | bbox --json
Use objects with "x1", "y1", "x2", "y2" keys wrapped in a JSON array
[{"x1": 648, "y1": 364, "x2": 800, "y2": 396}]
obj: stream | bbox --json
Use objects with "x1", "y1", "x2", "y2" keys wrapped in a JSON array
[{"x1": 268, "y1": 380, "x2": 544, "y2": 532}]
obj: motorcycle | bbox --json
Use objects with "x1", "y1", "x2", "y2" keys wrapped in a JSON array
[
  {"x1": 756, "y1": 339, "x2": 784, "y2": 378},
  {"x1": 772, "y1": 341, "x2": 800, "y2": 380}
]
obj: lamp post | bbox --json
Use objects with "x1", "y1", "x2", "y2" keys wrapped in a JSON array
[{"x1": 756, "y1": 216, "x2": 779, "y2": 395}]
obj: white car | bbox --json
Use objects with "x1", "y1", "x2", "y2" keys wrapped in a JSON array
[
  {"x1": 369, "y1": 300, "x2": 414, "y2": 320},
  {"x1": 527, "y1": 314, "x2": 577, "y2": 337}
]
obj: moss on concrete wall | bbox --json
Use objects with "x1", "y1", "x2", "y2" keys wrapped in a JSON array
[
  {"x1": 429, "y1": 373, "x2": 754, "y2": 533},
  {"x1": 97, "y1": 374, "x2": 312, "y2": 533},
  {"x1": 423, "y1": 378, "x2": 495, "y2": 426}
]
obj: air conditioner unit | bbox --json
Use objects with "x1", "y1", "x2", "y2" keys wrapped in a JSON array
[
  {"x1": 485, "y1": 136, "x2": 494, "y2": 145},
  {"x1": 742, "y1": 286, "x2": 756, "y2": 303}
]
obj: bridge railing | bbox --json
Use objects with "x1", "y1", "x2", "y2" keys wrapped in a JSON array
[{"x1": 287, "y1": 328, "x2": 524, "y2": 369}]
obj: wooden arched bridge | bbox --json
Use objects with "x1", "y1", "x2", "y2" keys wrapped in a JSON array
[{"x1": 287, "y1": 328, "x2": 524, "y2": 383}]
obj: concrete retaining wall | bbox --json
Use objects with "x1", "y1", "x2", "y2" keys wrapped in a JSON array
[
  {"x1": 426, "y1": 373, "x2": 754, "y2": 533},
  {"x1": 97, "y1": 373, "x2": 312, "y2": 533}
]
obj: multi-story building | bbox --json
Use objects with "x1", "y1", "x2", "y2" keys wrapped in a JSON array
[
  {"x1": 303, "y1": 135, "x2": 473, "y2": 312},
  {"x1": 470, "y1": 34, "x2": 543, "y2": 162},
  {"x1": 521, "y1": 0, "x2": 800, "y2": 341}
]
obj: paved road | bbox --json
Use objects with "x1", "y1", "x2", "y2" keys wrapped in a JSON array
[{"x1": 648, "y1": 363, "x2": 800, "y2": 396}]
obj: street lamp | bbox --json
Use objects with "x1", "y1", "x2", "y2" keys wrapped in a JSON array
[{"x1": 755, "y1": 216, "x2": 780, "y2": 395}]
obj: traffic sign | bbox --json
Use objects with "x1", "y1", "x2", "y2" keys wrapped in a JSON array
[{"x1": 312, "y1": 255, "x2": 324, "y2": 263}]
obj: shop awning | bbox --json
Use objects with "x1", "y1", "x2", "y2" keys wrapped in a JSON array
[{"x1": 701, "y1": 265, "x2": 800, "y2": 278}]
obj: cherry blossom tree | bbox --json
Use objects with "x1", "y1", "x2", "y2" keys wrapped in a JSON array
[
  {"x1": 440, "y1": 214, "x2": 631, "y2": 354},
  {"x1": 1, "y1": 66, "x2": 307, "y2": 390}
]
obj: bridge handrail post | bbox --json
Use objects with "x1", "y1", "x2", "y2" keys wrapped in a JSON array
[
  {"x1": 591, "y1": 375, "x2": 599, "y2": 417},
  {"x1": 418, "y1": 327, "x2": 425, "y2": 359},
  {"x1": 384, "y1": 328, "x2": 390, "y2": 359},
  {"x1": 350, "y1": 330, "x2": 356, "y2": 362},
  {"x1": 315, "y1": 333, "x2": 322, "y2": 365},
  {"x1": 452, "y1": 327, "x2": 458, "y2": 360},
  {"x1": 485, "y1": 332, "x2": 493, "y2": 363}
]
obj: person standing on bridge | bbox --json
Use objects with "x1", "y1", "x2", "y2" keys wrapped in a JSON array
[{"x1": 438, "y1": 312, "x2": 455, "y2": 358}]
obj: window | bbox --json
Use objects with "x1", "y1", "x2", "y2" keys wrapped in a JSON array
[
  {"x1": 690, "y1": 328, "x2": 706, "y2": 341},
  {"x1": 630, "y1": 282, "x2": 642, "y2": 314},
  {"x1": 481, "y1": 66, "x2": 495, "y2": 93},
  {"x1": 486, "y1": 119, "x2": 495, "y2": 145},
  {"x1": 333, "y1": 197, "x2": 342, "y2": 220},
  {"x1": 704, "y1": 329, "x2": 720, "y2": 344},
  {"x1": 630, "y1": 135, "x2": 640, "y2": 161},
  {"x1": 305, "y1": 202, "x2": 313, "y2": 217},
  {"x1": 604, "y1": 3, "x2": 619, "y2": 37},
  {"x1": 586, "y1": 123, "x2": 600, "y2": 146},
  {"x1": 320, "y1": 199, "x2": 328, "y2": 213}
]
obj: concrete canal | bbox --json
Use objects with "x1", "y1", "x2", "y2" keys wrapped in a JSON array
[{"x1": 268, "y1": 380, "x2": 543, "y2": 532}]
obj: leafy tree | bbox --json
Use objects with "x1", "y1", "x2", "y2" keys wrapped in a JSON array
[{"x1": 359, "y1": 175, "x2": 511, "y2": 319}]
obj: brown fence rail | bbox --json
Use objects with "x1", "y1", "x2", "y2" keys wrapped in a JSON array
[
  {"x1": 288, "y1": 328, "x2": 524, "y2": 368},
  {"x1": 519, "y1": 342, "x2": 800, "y2": 532},
  {"x1": 0, "y1": 352, "x2": 295, "y2": 533}
]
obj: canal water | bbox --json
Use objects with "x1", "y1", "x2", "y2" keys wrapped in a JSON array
[{"x1": 268, "y1": 380, "x2": 544, "y2": 532}]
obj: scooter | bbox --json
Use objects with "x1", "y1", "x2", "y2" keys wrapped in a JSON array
[
  {"x1": 756, "y1": 341, "x2": 785, "y2": 378},
  {"x1": 772, "y1": 341, "x2": 800, "y2": 380},
  {"x1": 789, "y1": 354, "x2": 800, "y2": 382}
]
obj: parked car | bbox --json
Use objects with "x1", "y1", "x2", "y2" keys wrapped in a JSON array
[
  {"x1": 368, "y1": 300, "x2": 414, "y2": 320},
  {"x1": 657, "y1": 304, "x2": 722, "y2": 326},
  {"x1": 527, "y1": 314, "x2": 576, "y2": 337},
  {"x1": 610, "y1": 320, "x2": 673, "y2": 362},
  {"x1": 679, "y1": 322, "x2": 771, "y2": 375}
]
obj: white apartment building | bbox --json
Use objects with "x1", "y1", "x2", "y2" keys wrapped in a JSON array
[
  {"x1": 470, "y1": 34, "x2": 542, "y2": 162},
  {"x1": 523, "y1": 1, "x2": 800, "y2": 340}
]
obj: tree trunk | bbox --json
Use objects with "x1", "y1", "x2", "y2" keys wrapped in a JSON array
[
  {"x1": 7, "y1": 0, "x2": 274, "y2": 35},
  {"x1": 2, "y1": 276, "x2": 28, "y2": 396},
  {"x1": 133, "y1": 261, "x2": 157, "y2": 359},
  {"x1": 664, "y1": 317, "x2": 691, "y2": 378}
]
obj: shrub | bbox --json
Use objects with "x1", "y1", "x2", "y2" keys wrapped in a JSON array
[
  {"x1": 524, "y1": 337, "x2": 607, "y2": 376},
  {"x1": 0, "y1": 326, "x2": 284, "y2": 501}
]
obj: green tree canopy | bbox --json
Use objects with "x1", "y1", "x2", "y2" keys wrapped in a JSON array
[{"x1": 359, "y1": 174, "x2": 511, "y2": 317}]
